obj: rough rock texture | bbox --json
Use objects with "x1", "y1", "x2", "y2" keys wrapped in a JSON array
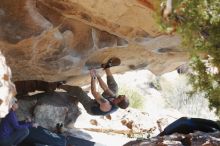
[
  {"x1": 0, "y1": 51, "x2": 16, "y2": 117},
  {"x1": 16, "y1": 91, "x2": 80, "y2": 129},
  {"x1": 0, "y1": 0, "x2": 188, "y2": 85},
  {"x1": 124, "y1": 132, "x2": 220, "y2": 146}
]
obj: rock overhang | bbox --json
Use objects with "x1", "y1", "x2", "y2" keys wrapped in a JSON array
[{"x1": 0, "y1": 0, "x2": 189, "y2": 86}]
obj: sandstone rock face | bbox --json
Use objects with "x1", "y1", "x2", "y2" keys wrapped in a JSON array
[
  {"x1": 0, "y1": 51, "x2": 16, "y2": 117},
  {"x1": 0, "y1": 0, "x2": 188, "y2": 85}
]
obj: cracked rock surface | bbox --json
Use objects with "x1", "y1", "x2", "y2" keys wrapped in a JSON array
[{"x1": 0, "y1": 0, "x2": 188, "y2": 85}]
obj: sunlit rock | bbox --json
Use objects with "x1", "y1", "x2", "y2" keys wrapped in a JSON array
[
  {"x1": 0, "y1": 51, "x2": 16, "y2": 117},
  {"x1": 0, "y1": 0, "x2": 188, "y2": 86}
]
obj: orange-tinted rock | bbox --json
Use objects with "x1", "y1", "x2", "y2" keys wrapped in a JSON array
[{"x1": 0, "y1": 0, "x2": 188, "y2": 85}]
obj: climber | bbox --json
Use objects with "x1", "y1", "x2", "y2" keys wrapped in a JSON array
[
  {"x1": 158, "y1": 117, "x2": 220, "y2": 136},
  {"x1": 0, "y1": 97, "x2": 38, "y2": 146},
  {"x1": 59, "y1": 58, "x2": 130, "y2": 115}
]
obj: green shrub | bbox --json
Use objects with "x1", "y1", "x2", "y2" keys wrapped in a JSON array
[
  {"x1": 156, "y1": 0, "x2": 220, "y2": 117},
  {"x1": 160, "y1": 74, "x2": 217, "y2": 119},
  {"x1": 118, "y1": 86, "x2": 144, "y2": 110}
]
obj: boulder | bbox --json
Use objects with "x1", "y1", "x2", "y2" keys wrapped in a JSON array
[
  {"x1": 0, "y1": 51, "x2": 16, "y2": 117},
  {"x1": 124, "y1": 131, "x2": 220, "y2": 146},
  {"x1": 16, "y1": 91, "x2": 80, "y2": 129},
  {"x1": 0, "y1": 0, "x2": 188, "y2": 86}
]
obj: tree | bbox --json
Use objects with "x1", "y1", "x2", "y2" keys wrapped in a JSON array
[{"x1": 158, "y1": 0, "x2": 220, "y2": 116}]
